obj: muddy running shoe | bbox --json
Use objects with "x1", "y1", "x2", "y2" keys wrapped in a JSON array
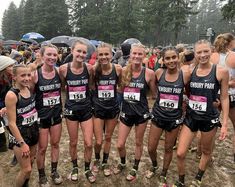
[
  {"x1": 92, "y1": 159, "x2": 100, "y2": 173},
  {"x1": 39, "y1": 176, "x2": 50, "y2": 187},
  {"x1": 10, "y1": 155, "x2": 18, "y2": 167},
  {"x1": 113, "y1": 163, "x2": 126, "y2": 175},
  {"x1": 51, "y1": 171, "x2": 63, "y2": 185},
  {"x1": 190, "y1": 179, "x2": 202, "y2": 187},
  {"x1": 101, "y1": 163, "x2": 112, "y2": 177},
  {"x1": 126, "y1": 168, "x2": 137, "y2": 181},
  {"x1": 69, "y1": 167, "x2": 78, "y2": 181},
  {"x1": 159, "y1": 175, "x2": 168, "y2": 186},
  {"x1": 145, "y1": 166, "x2": 158, "y2": 179},
  {"x1": 172, "y1": 180, "x2": 185, "y2": 187},
  {"x1": 85, "y1": 169, "x2": 96, "y2": 183}
]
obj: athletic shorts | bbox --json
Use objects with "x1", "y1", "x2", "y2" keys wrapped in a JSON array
[
  {"x1": 93, "y1": 106, "x2": 120, "y2": 120},
  {"x1": 8, "y1": 123, "x2": 39, "y2": 149},
  {"x1": 39, "y1": 115, "x2": 62, "y2": 129},
  {"x1": 119, "y1": 111, "x2": 151, "y2": 127},
  {"x1": 184, "y1": 114, "x2": 221, "y2": 132},
  {"x1": 152, "y1": 117, "x2": 183, "y2": 132},
  {"x1": 64, "y1": 107, "x2": 92, "y2": 122}
]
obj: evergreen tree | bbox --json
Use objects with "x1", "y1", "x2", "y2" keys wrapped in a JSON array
[
  {"x1": 221, "y1": 0, "x2": 235, "y2": 20},
  {"x1": 22, "y1": 0, "x2": 36, "y2": 34}
]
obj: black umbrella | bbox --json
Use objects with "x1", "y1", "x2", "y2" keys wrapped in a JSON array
[
  {"x1": 3, "y1": 40, "x2": 21, "y2": 46},
  {"x1": 50, "y1": 35, "x2": 70, "y2": 47},
  {"x1": 21, "y1": 38, "x2": 38, "y2": 45},
  {"x1": 67, "y1": 37, "x2": 96, "y2": 59}
]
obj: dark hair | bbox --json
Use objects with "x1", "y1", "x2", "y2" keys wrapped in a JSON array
[{"x1": 161, "y1": 46, "x2": 179, "y2": 61}]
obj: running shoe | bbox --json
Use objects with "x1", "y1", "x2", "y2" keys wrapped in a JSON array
[
  {"x1": 145, "y1": 166, "x2": 158, "y2": 179},
  {"x1": 190, "y1": 179, "x2": 202, "y2": 187},
  {"x1": 113, "y1": 163, "x2": 126, "y2": 175},
  {"x1": 39, "y1": 176, "x2": 50, "y2": 187},
  {"x1": 159, "y1": 175, "x2": 168, "y2": 187},
  {"x1": 51, "y1": 171, "x2": 63, "y2": 185},
  {"x1": 92, "y1": 159, "x2": 100, "y2": 173},
  {"x1": 172, "y1": 180, "x2": 185, "y2": 187},
  {"x1": 126, "y1": 168, "x2": 137, "y2": 181},
  {"x1": 85, "y1": 169, "x2": 96, "y2": 183},
  {"x1": 69, "y1": 167, "x2": 78, "y2": 181},
  {"x1": 101, "y1": 163, "x2": 112, "y2": 177}
]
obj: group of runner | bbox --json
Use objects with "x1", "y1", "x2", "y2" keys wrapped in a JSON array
[{"x1": 0, "y1": 32, "x2": 235, "y2": 187}]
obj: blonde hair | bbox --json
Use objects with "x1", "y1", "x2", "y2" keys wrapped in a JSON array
[
  {"x1": 40, "y1": 44, "x2": 58, "y2": 56},
  {"x1": 71, "y1": 40, "x2": 88, "y2": 50},
  {"x1": 94, "y1": 42, "x2": 113, "y2": 84},
  {"x1": 121, "y1": 43, "x2": 145, "y2": 89},
  {"x1": 214, "y1": 33, "x2": 235, "y2": 53},
  {"x1": 12, "y1": 64, "x2": 28, "y2": 86}
]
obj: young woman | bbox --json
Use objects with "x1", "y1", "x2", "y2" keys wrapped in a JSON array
[
  {"x1": 146, "y1": 47, "x2": 190, "y2": 186},
  {"x1": 114, "y1": 43, "x2": 156, "y2": 181},
  {"x1": 33, "y1": 44, "x2": 63, "y2": 186},
  {"x1": 59, "y1": 40, "x2": 95, "y2": 183},
  {"x1": 174, "y1": 40, "x2": 229, "y2": 187},
  {"x1": 5, "y1": 64, "x2": 39, "y2": 187},
  {"x1": 92, "y1": 43, "x2": 122, "y2": 176},
  {"x1": 211, "y1": 33, "x2": 235, "y2": 162}
]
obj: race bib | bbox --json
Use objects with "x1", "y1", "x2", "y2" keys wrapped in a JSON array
[
  {"x1": 159, "y1": 93, "x2": 179, "y2": 109},
  {"x1": 98, "y1": 85, "x2": 114, "y2": 99},
  {"x1": 123, "y1": 87, "x2": 140, "y2": 101},
  {"x1": 189, "y1": 95, "x2": 207, "y2": 111},
  {"x1": 21, "y1": 108, "x2": 38, "y2": 126},
  {"x1": 43, "y1": 91, "x2": 60, "y2": 106},
  {"x1": 68, "y1": 86, "x2": 86, "y2": 100}
]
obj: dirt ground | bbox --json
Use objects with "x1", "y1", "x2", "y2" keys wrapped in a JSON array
[{"x1": 1, "y1": 99, "x2": 235, "y2": 187}]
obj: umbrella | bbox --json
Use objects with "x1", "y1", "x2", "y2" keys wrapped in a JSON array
[
  {"x1": 21, "y1": 38, "x2": 38, "y2": 45},
  {"x1": 22, "y1": 32, "x2": 45, "y2": 40},
  {"x1": 3, "y1": 40, "x2": 21, "y2": 46},
  {"x1": 67, "y1": 37, "x2": 96, "y2": 59},
  {"x1": 123, "y1": 38, "x2": 141, "y2": 45},
  {"x1": 40, "y1": 40, "x2": 51, "y2": 46},
  {"x1": 89, "y1": 39, "x2": 102, "y2": 47},
  {"x1": 50, "y1": 35, "x2": 70, "y2": 47}
]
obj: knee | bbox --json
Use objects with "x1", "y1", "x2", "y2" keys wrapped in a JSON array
[
  {"x1": 201, "y1": 147, "x2": 212, "y2": 156},
  {"x1": 95, "y1": 140, "x2": 103, "y2": 148},
  {"x1": 51, "y1": 142, "x2": 60, "y2": 150},
  {"x1": 148, "y1": 145, "x2": 156, "y2": 155},
  {"x1": 104, "y1": 134, "x2": 112, "y2": 143},
  {"x1": 117, "y1": 142, "x2": 125, "y2": 151},
  {"x1": 69, "y1": 140, "x2": 77, "y2": 148},
  {"x1": 177, "y1": 150, "x2": 186, "y2": 160},
  {"x1": 84, "y1": 141, "x2": 92, "y2": 150},
  {"x1": 135, "y1": 141, "x2": 143, "y2": 148},
  {"x1": 38, "y1": 146, "x2": 47, "y2": 155}
]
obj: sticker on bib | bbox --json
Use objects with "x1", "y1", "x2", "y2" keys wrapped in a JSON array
[
  {"x1": 98, "y1": 85, "x2": 114, "y2": 99},
  {"x1": 68, "y1": 86, "x2": 86, "y2": 100},
  {"x1": 189, "y1": 95, "x2": 207, "y2": 111},
  {"x1": 159, "y1": 93, "x2": 179, "y2": 109},
  {"x1": 43, "y1": 91, "x2": 60, "y2": 106},
  {"x1": 21, "y1": 108, "x2": 38, "y2": 125},
  {"x1": 123, "y1": 87, "x2": 140, "y2": 101}
]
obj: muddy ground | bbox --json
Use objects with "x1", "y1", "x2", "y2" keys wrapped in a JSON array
[{"x1": 0, "y1": 99, "x2": 235, "y2": 187}]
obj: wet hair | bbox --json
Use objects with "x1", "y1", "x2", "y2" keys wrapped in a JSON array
[
  {"x1": 121, "y1": 43, "x2": 145, "y2": 89},
  {"x1": 161, "y1": 46, "x2": 179, "y2": 61},
  {"x1": 214, "y1": 33, "x2": 235, "y2": 53},
  {"x1": 194, "y1": 40, "x2": 211, "y2": 50},
  {"x1": 71, "y1": 40, "x2": 88, "y2": 50},
  {"x1": 94, "y1": 42, "x2": 112, "y2": 84},
  {"x1": 40, "y1": 44, "x2": 58, "y2": 56}
]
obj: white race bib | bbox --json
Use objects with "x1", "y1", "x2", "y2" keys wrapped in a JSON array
[
  {"x1": 159, "y1": 93, "x2": 179, "y2": 109},
  {"x1": 124, "y1": 87, "x2": 140, "y2": 101},
  {"x1": 43, "y1": 91, "x2": 60, "y2": 106},
  {"x1": 21, "y1": 108, "x2": 38, "y2": 126},
  {"x1": 98, "y1": 85, "x2": 114, "y2": 99},
  {"x1": 189, "y1": 95, "x2": 207, "y2": 111},
  {"x1": 68, "y1": 86, "x2": 86, "y2": 100}
]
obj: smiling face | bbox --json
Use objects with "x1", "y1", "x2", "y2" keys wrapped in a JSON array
[
  {"x1": 194, "y1": 43, "x2": 211, "y2": 65},
  {"x1": 14, "y1": 66, "x2": 31, "y2": 88},
  {"x1": 41, "y1": 47, "x2": 58, "y2": 66},
  {"x1": 97, "y1": 47, "x2": 112, "y2": 65},
  {"x1": 129, "y1": 46, "x2": 145, "y2": 65},
  {"x1": 163, "y1": 50, "x2": 179, "y2": 70},
  {"x1": 72, "y1": 43, "x2": 87, "y2": 63}
]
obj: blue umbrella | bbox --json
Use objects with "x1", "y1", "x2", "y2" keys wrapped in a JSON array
[{"x1": 22, "y1": 32, "x2": 45, "y2": 40}]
